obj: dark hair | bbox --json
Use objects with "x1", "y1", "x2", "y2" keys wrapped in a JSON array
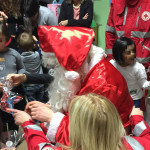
[
  {"x1": 0, "y1": 20, "x2": 11, "y2": 42},
  {"x1": 66, "y1": 0, "x2": 86, "y2": 4},
  {"x1": 112, "y1": 37, "x2": 136, "y2": 64},
  {"x1": 0, "y1": 0, "x2": 21, "y2": 17},
  {"x1": 17, "y1": 32, "x2": 34, "y2": 51},
  {"x1": 20, "y1": 0, "x2": 40, "y2": 17}
]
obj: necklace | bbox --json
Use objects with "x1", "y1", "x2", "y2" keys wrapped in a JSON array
[{"x1": 73, "y1": 4, "x2": 81, "y2": 9}]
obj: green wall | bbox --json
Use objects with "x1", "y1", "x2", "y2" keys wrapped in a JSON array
[{"x1": 94, "y1": 0, "x2": 110, "y2": 49}]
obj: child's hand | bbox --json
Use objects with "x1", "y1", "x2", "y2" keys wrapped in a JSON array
[
  {"x1": 32, "y1": 35, "x2": 38, "y2": 43},
  {"x1": 32, "y1": 35, "x2": 39, "y2": 49},
  {"x1": 129, "y1": 106, "x2": 143, "y2": 117},
  {"x1": 6, "y1": 74, "x2": 26, "y2": 86}
]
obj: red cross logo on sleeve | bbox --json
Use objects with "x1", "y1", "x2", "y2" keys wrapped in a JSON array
[{"x1": 142, "y1": 11, "x2": 150, "y2": 21}]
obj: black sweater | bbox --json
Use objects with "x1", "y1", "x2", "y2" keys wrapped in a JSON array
[
  {"x1": 25, "y1": 73, "x2": 54, "y2": 84},
  {"x1": 58, "y1": 0, "x2": 93, "y2": 28}
]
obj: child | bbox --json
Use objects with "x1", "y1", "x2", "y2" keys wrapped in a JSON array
[
  {"x1": 17, "y1": 32, "x2": 44, "y2": 102},
  {"x1": 0, "y1": 20, "x2": 26, "y2": 132},
  {"x1": 0, "y1": 21, "x2": 25, "y2": 78},
  {"x1": 110, "y1": 37, "x2": 150, "y2": 108}
]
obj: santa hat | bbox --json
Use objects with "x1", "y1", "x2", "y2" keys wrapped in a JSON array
[{"x1": 38, "y1": 26, "x2": 95, "y2": 71}]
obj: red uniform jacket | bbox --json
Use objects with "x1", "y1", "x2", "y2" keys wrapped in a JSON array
[
  {"x1": 22, "y1": 114, "x2": 150, "y2": 150},
  {"x1": 106, "y1": 0, "x2": 150, "y2": 68}
]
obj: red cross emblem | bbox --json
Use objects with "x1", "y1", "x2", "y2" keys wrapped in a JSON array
[{"x1": 142, "y1": 11, "x2": 150, "y2": 21}]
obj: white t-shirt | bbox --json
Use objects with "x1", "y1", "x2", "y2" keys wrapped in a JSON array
[{"x1": 110, "y1": 59, "x2": 150, "y2": 100}]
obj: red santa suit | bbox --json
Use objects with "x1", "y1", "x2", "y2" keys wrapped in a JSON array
[
  {"x1": 38, "y1": 26, "x2": 105, "y2": 112},
  {"x1": 78, "y1": 58, "x2": 133, "y2": 127},
  {"x1": 38, "y1": 26, "x2": 133, "y2": 127},
  {"x1": 106, "y1": 0, "x2": 150, "y2": 70},
  {"x1": 22, "y1": 113, "x2": 150, "y2": 150}
]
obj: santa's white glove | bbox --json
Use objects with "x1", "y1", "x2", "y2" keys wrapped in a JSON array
[{"x1": 65, "y1": 71, "x2": 80, "y2": 81}]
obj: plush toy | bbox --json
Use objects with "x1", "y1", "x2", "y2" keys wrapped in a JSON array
[{"x1": 38, "y1": 26, "x2": 133, "y2": 127}]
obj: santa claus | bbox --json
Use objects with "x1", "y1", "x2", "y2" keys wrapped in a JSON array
[
  {"x1": 38, "y1": 26, "x2": 133, "y2": 127},
  {"x1": 38, "y1": 26, "x2": 105, "y2": 112}
]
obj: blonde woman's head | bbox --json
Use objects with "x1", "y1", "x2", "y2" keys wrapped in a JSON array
[{"x1": 69, "y1": 93, "x2": 126, "y2": 150}]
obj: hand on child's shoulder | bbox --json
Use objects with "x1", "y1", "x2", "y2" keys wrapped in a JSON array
[{"x1": 129, "y1": 106, "x2": 143, "y2": 117}]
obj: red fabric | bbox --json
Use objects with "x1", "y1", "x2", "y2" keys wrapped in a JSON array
[
  {"x1": 55, "y1": 115, "x2": 150, "y2": 150},
  {"x1": 22, "y1": 120, "x2": 62, "y2": 150},
  {"x1": 78, "y1": 58, "x2": 133, "y2": 127},
  {"x1": 122, "y1": 115, "x2": 150, "y2": 150},
  {"x1": 38, "y1": 26, "x2": 95, "y2": 71},
  {"x1": 128, "y1": 115, "x2": 150, "y2": 150},
  {"x1": 106, "y1": 0, "x2": 150, "y2": 111},
  {"x1": 40, "y1": 122, "x2": 48, "y2": 135},
  {"x1": 105, "y1": 0, "x2": 150, "y2": 66},
  {"x1": 22, "y1": 115, "x2": 150, "y2": 150},
  {"x1": 5, "y1": 38, "x2": 12, "y2": 47},
  {"x1": 126, "y1": 0, "x2": 140, "y2": 6},
  {"x1": 55, "y1": 114, "x2": 70, "y2": 146}
]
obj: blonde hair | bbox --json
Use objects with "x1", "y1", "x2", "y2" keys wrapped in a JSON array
[
  {"x1": 68, "y1": 93, "x2": 126, "y2": 150},
  {"x1": 17, "y1": 32, "x2": 34, "y2": 52}
]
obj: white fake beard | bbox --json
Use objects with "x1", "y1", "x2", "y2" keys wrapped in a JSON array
[
  {"x1": 46, "y1": 65, "x2": 81, "y2": 113},
  {"x1": 41, "y1": 45, "x2": 105, "y2": 113},
  {"x1": 42, "y1": 54, "x2": 80, "y2": 112}
]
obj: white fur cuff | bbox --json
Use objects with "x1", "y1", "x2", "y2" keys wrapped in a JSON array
[{"x1": 46, "y1": 112, "x2": 65, "y2": 143}]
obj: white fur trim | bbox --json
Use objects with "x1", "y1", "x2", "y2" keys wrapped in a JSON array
[
  {"x1": 88, "y1": 44, "x2": 106, "y2": 71},
  {"x1": 42, "y1": 51, "x2": 59, "y2": 68},
  {"x1": 41, "y1": 51, "x2": 55, "y2": 58},
  {"x1": 65, "y1": 71, "x2": 80, "y2": 81},
  {"x1": 46, "y1": 112, "x2": 65, "y2": 143}
]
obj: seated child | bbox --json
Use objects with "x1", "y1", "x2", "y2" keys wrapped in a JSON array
[{"x1": 17, "y1": 32, "x2": 45, "y2": 102}]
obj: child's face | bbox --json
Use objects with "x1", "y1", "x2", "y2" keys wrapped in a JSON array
[
  {"x1": 0, "y1": 33, "x2": 7, "y2": 52},
  {"x1": 122, "y1": 44, "x2": 136, "y2": 66}
]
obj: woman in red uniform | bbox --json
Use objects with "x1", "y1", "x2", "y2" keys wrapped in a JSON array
[{"x1": 9, "y1": 93, "x2": 150, "y2": 150}]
